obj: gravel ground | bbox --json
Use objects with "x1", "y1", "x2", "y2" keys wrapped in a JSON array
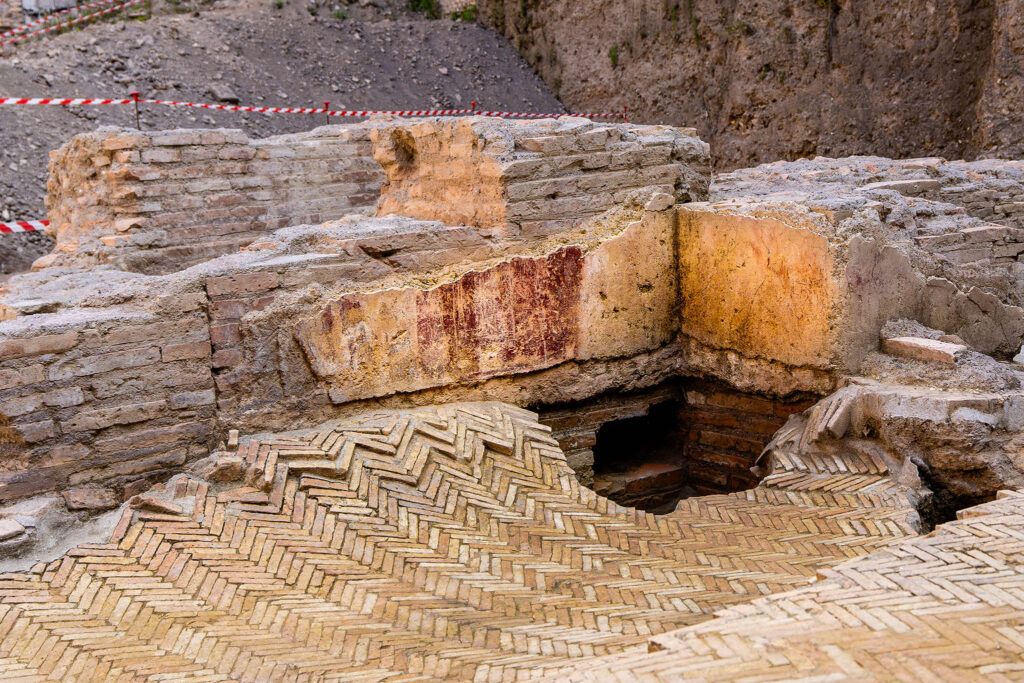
[{"x1": 0, "y1": 0, "x2": 564, "y2": 275}]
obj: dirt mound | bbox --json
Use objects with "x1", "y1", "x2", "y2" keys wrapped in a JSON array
[{"x1": 0, "y1": 0, "x2": 563, "y2": 275}]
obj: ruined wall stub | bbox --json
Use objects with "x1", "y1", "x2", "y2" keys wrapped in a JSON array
[
  {"x1": 373, "y1": 117, "x2": 710, "y2": 238},
  {"x1": 294, "y1": 206, "x2": 678, "y2": 403},
  {"x1": 8, "y1": 119, "x2": 1024, "y2": 511},
  {"x1": 43, "y1": 124, "x2": 385, "y2": 274},
  {"x1": 0, "y1": 116, "x2": 713, "y2": 505}
]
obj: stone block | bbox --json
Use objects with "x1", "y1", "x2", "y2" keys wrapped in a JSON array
[{"x1": 882, "y1": 336, "x2": 967, "y2": 364}]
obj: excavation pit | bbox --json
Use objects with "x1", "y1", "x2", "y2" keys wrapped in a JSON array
[{"x1": 540, "y1": 381, "x2": 817, "y2": 512}]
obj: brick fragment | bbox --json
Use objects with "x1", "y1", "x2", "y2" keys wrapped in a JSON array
[
  {"x1": 62, "y1": 486, "x2": 118, "y2": 511},
  {"x1": 0, "y1": 332, "x2": 78, "y2": 360},
  {"x1": 161, "y1": 341, "x2": 212, "y2": 362}
]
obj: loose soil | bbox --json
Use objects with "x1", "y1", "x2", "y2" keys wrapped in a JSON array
[{"x1": 0, "y1": 0, "x2": 564, "y2": 275}]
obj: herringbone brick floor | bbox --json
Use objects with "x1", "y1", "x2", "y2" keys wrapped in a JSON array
[
  {"x1": 0, "y1": 402, "x2": 941, "y2": 681},
  {"x1": 557, "y1": 489, "x2": 1024, "y2": 681}
]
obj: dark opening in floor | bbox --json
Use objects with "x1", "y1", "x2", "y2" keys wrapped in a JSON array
[
  {"x1": 591, "y1": 400, "x2": 691, "y2": 514},
  {"x1": 539, "y1": 381, "x2": 816, "y2": 514}
]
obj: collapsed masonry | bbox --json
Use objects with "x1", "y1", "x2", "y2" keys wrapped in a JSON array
[{"x1": 1, "y1": 116, "x2": 1024, "y2": 678}]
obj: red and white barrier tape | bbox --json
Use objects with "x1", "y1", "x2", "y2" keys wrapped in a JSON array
[
  {"x1": 0, "y1": 0, "x2": 143, "y2": 47},
  {"x1": 0, "y1": 96, "x2": 627, "y2": 120},
  {"x1": 0, "y1": 220, "x2": 48, "y2": 234},
  {"x1": 0, "y1": 97, "x2": 134, "y2": 105},
  {"x1": 0, "y1": 0, "x2": 123, "y2": 40}
]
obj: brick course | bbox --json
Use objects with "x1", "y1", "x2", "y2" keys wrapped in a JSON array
[{"x1": 43, "y1": 124, "x2": 385, "y2": 274}]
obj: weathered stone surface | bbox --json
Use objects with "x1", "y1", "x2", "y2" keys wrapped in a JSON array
[
  {"x1": 294, "y1": 206, "x2": 676, "y2": 402},
  {"x1": 0, "y1": 518, "x2": 25, "y2": 541},
  {"x1": 677, "y1": 206, "x2": 837, "y2": 369}
]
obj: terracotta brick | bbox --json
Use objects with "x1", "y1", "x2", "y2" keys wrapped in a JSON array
[
  {"x1": 62, "y1": 399, "x2": 167, "y2": 432},
  {"x1": 49, "y1": 347, "x2": 161, "y2": 380},
  {"x1": 0, "y1": 332, "x2": 79, "y2": 360},
  {"x1": 161, "y1": 341, "x2": 212, "y2": 362},
  {"x1": 209, "y1": 324, "x2": 241, "y2": 346},
  {"x1": 209, "y1": 299, "x2": 246, "y2": 320},
  {"x1": 206, "y1": 272, "x2": 280, "y2": 297},
  {"x1": 211, "y1": 348, "x2": 242, "y2": 368}
]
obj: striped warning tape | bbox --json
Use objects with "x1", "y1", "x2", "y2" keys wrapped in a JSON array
[
  {"x1": 0, "y1": 220, "x2": 48, "y2": 234},
  {"x1": 0, "y1": 96, "x2": 628, "y2": 120},
  {"x1": 0, "y1": 0, "x2": 123, "y2": 40},
  {"x1": 137, "y1": 99, "x2": 476, "y2": 116},
  {"x1": 0, "y1": 97, "x2": 134, "y2": 105},
  {"x1": 0, "y1": 0, "x2": 144, "y2": 47}
]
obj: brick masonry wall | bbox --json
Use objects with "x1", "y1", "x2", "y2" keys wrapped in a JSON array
[
  {"x1": 680, "y1": 381, "x2": 814, "y2": 495},
  {"x1": 0, "y1": 295, "x2": 216, "y2": 507},
  {"x1": 373, "y1": 117, "x2": 710, "y2": 239},
  {"x1": 0, "y1": 217, "x2": 510, "y2": 504},
  {"x1": 43, "y1": 125, "x2": 384, "y2": 274},
  {"x1": 925, "y1": 160, "x2": 1024, "y2": 228},
  {"x1": 540, "y1": 380, "x2": 815, "y2": 509}
]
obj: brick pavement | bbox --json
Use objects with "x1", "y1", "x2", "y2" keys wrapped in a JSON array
[
  {"x1": 0, "y1": 401, "x2": 940, "y2": 681},
  {"x1": 558, "y1": 488, "x2": 1024, "y2": 681}
]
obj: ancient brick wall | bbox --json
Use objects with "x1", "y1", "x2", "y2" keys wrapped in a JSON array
[
  {"x1": 0, "y1": 299, "x2": 215, "y2": 505},
  {"x1": 373, "y1": 117, "x2": 710, "y2": 238},
  {"x1": 43, "y1": 125, "x2": 384, "y2": 274},
  {"x1": 0, "y1": 203, "x2": 685, "y2": 504},
  {"x1": 680, "y1": 382, "x2": 814, "y2": 495},
  {"x1": 539, "y1": 383, "x2": 680, "y2": 488}
]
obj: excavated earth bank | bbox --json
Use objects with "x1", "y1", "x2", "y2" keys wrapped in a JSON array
[{"x1": 478, "y1": 0, "x2": 1024, "y2": 170}]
